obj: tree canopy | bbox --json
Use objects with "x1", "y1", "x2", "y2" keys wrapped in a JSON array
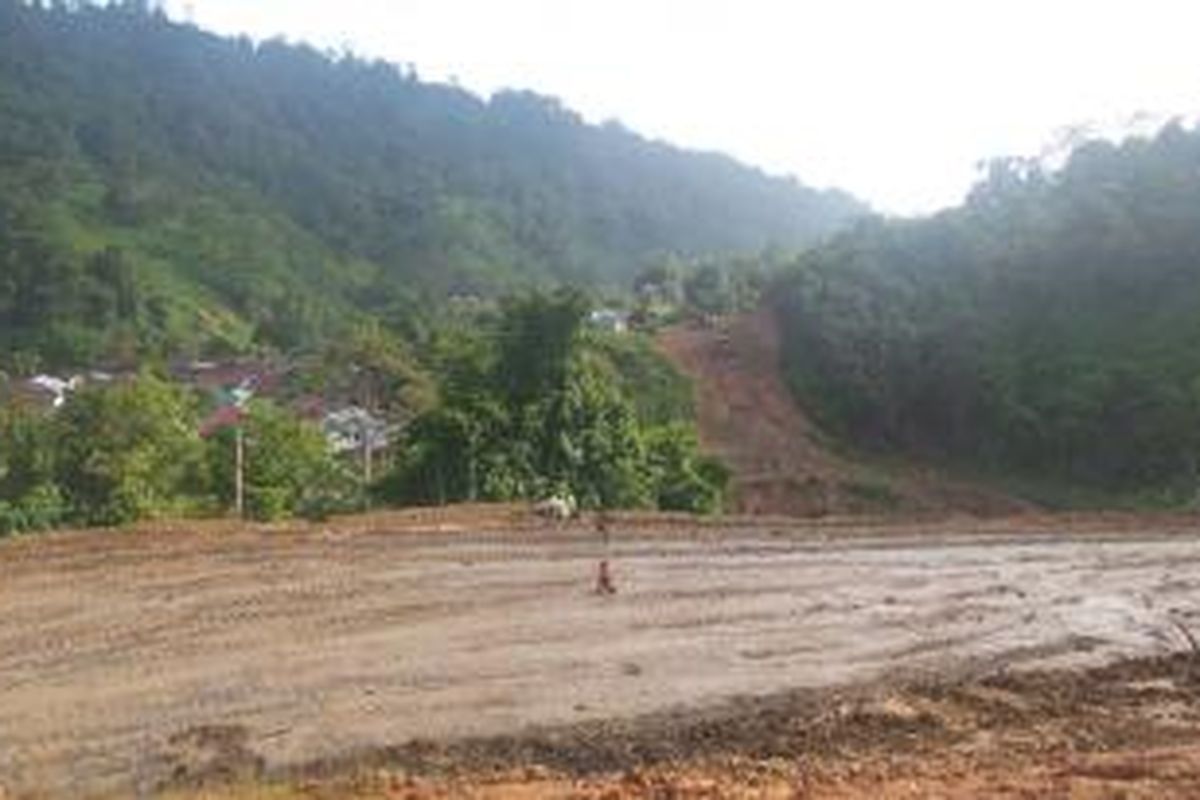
[
  {"x1": 0, "y1": 0, "x2": 864, "y2": 369},
  {"x1": 386, "y1": 290, "x2": 727, "y2": 513},
  {"x1": 774, "y1": 122, "x2": 1200, "y2": 502}
]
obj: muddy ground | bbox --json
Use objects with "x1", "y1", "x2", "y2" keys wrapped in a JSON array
[{"x1": 4, "y1": 510, "x2": 1200, "y2": 796}]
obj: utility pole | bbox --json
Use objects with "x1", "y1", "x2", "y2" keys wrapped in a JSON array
[
  {"x1": 234, "y1": 425, "x2": 245, "y2": 518},
  {"x1": 200, "y1": 397, "x2": 249, "y2": 519},
  {"x1": 361, "y1": 393, "x2": 374, "y2": 487},
  {"x1": 360, "y1": 375, "x2": 378, "y2": 491},
  {"x1": 362, "y1": 422, "x2": 373, "y2": 484}
]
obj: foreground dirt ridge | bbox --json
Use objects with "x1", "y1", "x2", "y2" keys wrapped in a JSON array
[
  {"x1": 656, "y1": 310, "x2": 1030, "y2": 516},
  {"x1": 3, "y1": 514, "x2": 1200, "y2": 796},
  {"x1": 180, "y1": 654, "x2": 1200, "y2": 799}
]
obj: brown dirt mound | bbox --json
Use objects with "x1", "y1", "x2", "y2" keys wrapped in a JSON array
[
  {"x1": 170, "y1": 653, "x2": 1200, "y2": 798},
  {"x1": 657, "y1": 310, "x2": 1031, "y2": 517}
]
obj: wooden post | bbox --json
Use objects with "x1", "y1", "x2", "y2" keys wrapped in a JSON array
[
  {"x1": 234, "y1": 425, "x2": 245, "y2": 518},
  {"x1": 362, "y1": 416, "x2": 373, "y2": 485},
  {"x1": 361, "y1": 380, "x2": 376, "y2": 491}
]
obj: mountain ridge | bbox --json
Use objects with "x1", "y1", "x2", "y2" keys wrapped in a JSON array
[{"x1": 0, "y1": 0, "x2": 866, "y2": 368}]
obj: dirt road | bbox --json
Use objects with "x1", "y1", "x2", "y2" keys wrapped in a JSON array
[{"x1": 3, "y1": 513, "x2": 1200, "y2": 796}]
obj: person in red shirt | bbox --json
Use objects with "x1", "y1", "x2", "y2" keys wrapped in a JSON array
[{"x1": 594, "y1": 513, "x2": 617, "y2": 594}]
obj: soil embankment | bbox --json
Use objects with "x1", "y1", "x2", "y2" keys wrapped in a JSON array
[{"x1": 186, "y1": 654, "x2": 1200, "y2": 798}]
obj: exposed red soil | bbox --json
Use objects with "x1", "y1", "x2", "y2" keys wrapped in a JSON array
[
  {"x1": 656, "y1": 310, "x2": 1031, "y2": 517},
  {"x1": 176, "y1": 653, "x2": 1200, "y2": 799}
]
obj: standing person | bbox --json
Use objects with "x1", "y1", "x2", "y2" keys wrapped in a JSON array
[
  {"x1": 595, "y1": 512, "x2": 617, "y2": 594},
  {"x1": 596, "y1": 558, "x2": 617, "y2": 595}
]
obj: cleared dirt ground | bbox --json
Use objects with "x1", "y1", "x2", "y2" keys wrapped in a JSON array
[{"x1": 4, "y1": 510, "x2": 1200, "y2": 796}]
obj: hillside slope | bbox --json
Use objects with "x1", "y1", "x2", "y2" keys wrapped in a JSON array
[
  {"x1": 0, "y1": 0, "x2": 866, "y2": 367},
  {"x1": 773, "y1": 122, "x2": 1200, "y2": 500},
  {"x1": 658, "y1": 311, "x2": 1032, "y2": 516}
]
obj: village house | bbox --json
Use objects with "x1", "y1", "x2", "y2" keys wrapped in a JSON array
[
  {"x1": 588, "y1": 308, "x2": 630, "y2": 333},
  {"x1": 322, "y1": 405, "x2": 391, "y2": 455},
  {"x1": 14, "y1": 374, "x2": 81, "y2": 409}
]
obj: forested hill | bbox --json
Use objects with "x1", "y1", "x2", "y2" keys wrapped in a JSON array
[
  {"x1": 775, "y1": 122, "x2": 1200, "y2": 503},
  {"x1": 0, "y1": 0, "x2": 864, "y2": 367}
]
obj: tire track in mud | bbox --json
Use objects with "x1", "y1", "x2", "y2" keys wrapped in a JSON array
[{"x1": 3, "y1": 518, "x2": 1200, "y2": 795}]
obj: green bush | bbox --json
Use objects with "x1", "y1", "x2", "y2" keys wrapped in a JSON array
[
  {"x1": 56, "y1": 375, "x2": 206, "y2": 526},
  {"x1": 298, "y1": 460, "x2": 366, "y2": 521},
  {"x1": 389, "y1": 292, "x2": 728, "y2": 514},
  {"x1": 207, "y1": 400, "x2": 352, "y2": 522},
  {"x1": 247, "y1": 486, "x2": 290, "y2": 523},
  {"x1": 0, "y1": 484, "x2": 68, "y2": 536},
  {"x1": 644, "y1": 424, "x2": 729, "y2": 513}
]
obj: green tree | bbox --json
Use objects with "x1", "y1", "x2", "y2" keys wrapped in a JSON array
[
  {"x1": 0, "y1": 402, "x2": 66, "y2": 535},
  {"x1": 519, "y1": 362, "x2": 652, "y2": 508},
  {"x1": 775, "y1": 122, "x2": 1200, "y2": 502},
  {"x1": 0, "y1": 0, "x2": 864, "y2": 369},
  {"x1": 207, "y1": 400, "x2": 355, "y2": 521},
  {"x1": 386, "y1": 399, "x2": 513, "y2": 505},
  {"x1": 496, "y1": 287, "x2": 590, "y2": 405},
  {"x1": 389, "y1": 289, "x2": 726, "y2": 513},
  {"x1": 683, "y1": 263, "x2": 731, "y2": 315},
  {"x1": 56, "y1": 375, "x2": 205, "y2": 526},
  {"x1": 644, "y1": 424, "x2": 729, "y2": 513}
]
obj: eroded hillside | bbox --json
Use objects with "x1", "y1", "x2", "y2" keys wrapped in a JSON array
[{"x1": 657, "y1": 310, "x2": 1031, "y2": 516}]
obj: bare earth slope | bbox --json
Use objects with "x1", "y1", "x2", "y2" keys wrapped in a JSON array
[
  {"x1": 3, "y1": 512, "x2": 1200, "y2": 795},
  {"x1": 656, "y1": 310, "x2": 1031, "y2": 516}
]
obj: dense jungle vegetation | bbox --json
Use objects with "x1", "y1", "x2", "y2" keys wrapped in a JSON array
[
  {"x1": 6, "y1": 2, "x2": 1200, "y2": 528},
  {"x1": 0, "y1": 0, "x2": 863, "y2": 371},
  {"x1": 0, "y1": 0, "x2": 860, "y2": 529},
  {"x1": 0, "y1": 288, "x2": 727, "y2": 532},
  {"x1": 775, "y1": 122, "x2": 1200, "y2": 503}
]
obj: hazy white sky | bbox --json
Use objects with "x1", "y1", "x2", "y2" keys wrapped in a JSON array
[{"x1": 162, "y1": 1, "x2": 1200, "y2": 215}]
